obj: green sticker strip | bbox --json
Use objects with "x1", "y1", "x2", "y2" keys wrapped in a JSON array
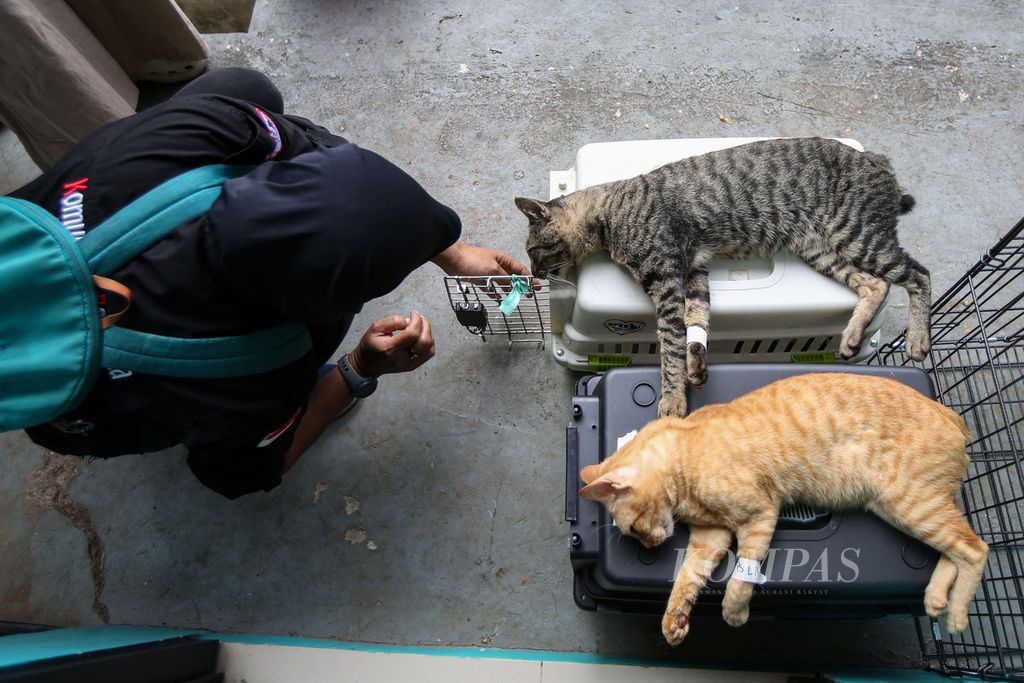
[
  {"x1": 588, "y1": 355, "x2": 633, "y2": 369},
  {"x1": 498, "y1": 275, "x2": 532, "y2": 315},
  {"x1": 791, "y1": 351, "x2": 836, "y2": 364}
]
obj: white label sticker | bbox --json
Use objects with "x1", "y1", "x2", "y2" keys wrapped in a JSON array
[
  {"x1": 732, "y1": 557, "x2": 767, "y2": 584},
  {"x1": 686, "y1": 326, "x2": 708, "y2": 347},
  {"x1": 616, "y1": 429, "x2": 638, "y2": 450}
]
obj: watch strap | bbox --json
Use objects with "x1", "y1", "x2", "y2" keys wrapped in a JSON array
[{"x1": 339, "y1": 354, "x2": 377, "y2": 398}]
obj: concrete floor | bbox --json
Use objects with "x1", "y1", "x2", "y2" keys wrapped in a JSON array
[{"x1": 1, "y1": 0, "x2": 1022, "y2": 671}]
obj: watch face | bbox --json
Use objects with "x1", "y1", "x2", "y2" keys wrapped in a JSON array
[{"x1": 353, "y1": 378, "x2": 377, "y2": 398}]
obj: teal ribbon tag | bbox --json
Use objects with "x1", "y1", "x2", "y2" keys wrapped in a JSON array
[{"x1": 498, "y1": 275, "x2": 531, "y2": 315}]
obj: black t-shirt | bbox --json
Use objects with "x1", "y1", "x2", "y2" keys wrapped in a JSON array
[{"x1": 10, "y1": 94, "x2": 461, "y2": 498}]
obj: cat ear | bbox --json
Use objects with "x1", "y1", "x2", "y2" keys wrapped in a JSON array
[
  {"x1": 514, "y1": 197, "x2": 551, "y2": 223},
  {"x1": 580, "y1": 464, "x2": 601, "y2": 484},
  {"x1": 579, "y1": 467, "x2": 637, "y2": 502}
]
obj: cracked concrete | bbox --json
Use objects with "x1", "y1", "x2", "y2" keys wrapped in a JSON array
[
  {"x1": 24, "y1": 452, "x2": 110, "y2": 624},
  {"x1": 1, "y1": 0, "x2": 1022, "y2": 671},
  {"x1": 0, "y1": 437, "x2": 107, "y2": 627}
]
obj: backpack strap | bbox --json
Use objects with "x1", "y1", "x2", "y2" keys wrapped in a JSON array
[
  {"x1": 102, "y1": 324, "x2": 313, "y2": 378},
  {"x1": 80, "y1": 165, "x2": 250, "y2": 276},
  {"x1": 79, "y1": 165, "x2": 314, "y2": 378}
]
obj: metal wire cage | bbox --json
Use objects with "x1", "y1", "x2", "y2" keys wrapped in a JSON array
[
  {"x1": 873, "y1": 217, "x2": 1024, "y2": 680},
  {"x1": 444, "y1": 275, "x2": 550, "y2": 349}
]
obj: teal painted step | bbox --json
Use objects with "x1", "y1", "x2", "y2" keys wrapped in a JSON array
[
  {"x1": 826, "y1": 669, "x2": 950, "y2": 683},
  {"x1": 0, "y1": 627, "x2": 200, "y2": 669},
  {"x1": 0, "y1": 626, "x2": 949, "y2": 681}
]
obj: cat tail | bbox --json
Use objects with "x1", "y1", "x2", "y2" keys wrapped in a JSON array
[{"x1": 900, "y1": 194, "x2": 916, "y2": 214}]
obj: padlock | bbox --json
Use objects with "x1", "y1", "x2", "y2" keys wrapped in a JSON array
[{"x1": 454, "y1": 302, "x2": 488, "y2": 334}]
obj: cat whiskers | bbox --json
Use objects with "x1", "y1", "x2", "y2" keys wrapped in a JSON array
[
  {"x1": 594, "y1": 521, "x2": 627, "y2": 546},
  {"x1": 545, "y1": 272, "x2": 577, "y2": 289},
  {"x1": 543, "y1": 259, "x2": 574, "y2": 274}
]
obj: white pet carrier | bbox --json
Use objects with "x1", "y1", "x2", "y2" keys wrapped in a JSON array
[{"x1": 547, "y1": 137, "x2": 888, "y2": 370}]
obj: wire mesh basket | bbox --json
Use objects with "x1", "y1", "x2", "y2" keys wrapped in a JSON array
[
  {"x1": 444, "y1": 275, "x2": 550, "y2": 349},
  {"x1": 873, "y1": 217, "x2": 1024, "y2": 680}
]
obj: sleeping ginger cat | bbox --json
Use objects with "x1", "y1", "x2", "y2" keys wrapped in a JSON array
[{"x1": 580, "y1": 373, "x2": 988, "y2": 645}]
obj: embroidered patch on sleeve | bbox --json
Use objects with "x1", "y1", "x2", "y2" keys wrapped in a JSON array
[
  {"x1": 257, "y1": 407, "x2": 301, "y2": 448},
  {"x1": 254, "y1": 107, "x2": 283, "y2": 159}
]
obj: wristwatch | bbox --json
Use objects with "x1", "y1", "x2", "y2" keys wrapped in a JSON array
[{"x1": 338, "y1": 354, "x2": 378, "y2": 398}]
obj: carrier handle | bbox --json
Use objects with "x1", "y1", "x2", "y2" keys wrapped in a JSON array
[{"x1": 565, "y1": 424, "x2": 579, "y2": 522}]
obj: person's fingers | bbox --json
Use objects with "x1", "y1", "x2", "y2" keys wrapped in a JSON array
[
  {"x1": 411, "y1": 316, "x2": 433, "y2": 355},
  {"x1": 497, "y1": 252, "x2": 529, "y2": 276},
  {"x1": 409, "y1": 340, "x2": 435, "y2": 370},
  {"x1": 491, "y1": 255, "x2": 511, "y2": 277},
  {"x1": 389, "y1": 311, "x2": 424, "y2": 348},
  {"x1": 370, "y1": 315, "x2": 410, "y2": 336},
  {"x1": 407, "y1": 310, "x2": 424, "y2": 338},
  {"x1": 488, "y1": 254, "x2": 516, "y2": 295},
  {"x1": 498, "y1": 252, "x2": 541, "y2": 291},
  {"x1": 495, "y1": 251, "x2": 541, "y2": 295}
]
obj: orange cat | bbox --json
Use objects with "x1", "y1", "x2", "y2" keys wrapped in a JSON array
[{"x1": 580, "y1": 373, "x2": 988, "y2": 645}]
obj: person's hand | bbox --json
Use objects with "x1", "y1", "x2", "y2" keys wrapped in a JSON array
[
  {"x1": 433, "y1": 241, "x2": 540, "y2": 301},
  {"x1": 348, "y1": 312, "x2": 435, "y2": 377},
  {"x1": 433, "y1": 241, "x2": 529, "y2": 277}
]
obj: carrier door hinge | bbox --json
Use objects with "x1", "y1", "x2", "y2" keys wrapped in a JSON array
[{"x1": 549, "y1": 169, "x2": 576, "y2": 199}]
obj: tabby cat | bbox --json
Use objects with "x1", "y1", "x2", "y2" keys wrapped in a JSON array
[
  {"x1": 579, "y1": 373, "x2": 988, "y2": 645},
  {"x1": 516, "y1": 137, "x2": 931, "y2": 417}
]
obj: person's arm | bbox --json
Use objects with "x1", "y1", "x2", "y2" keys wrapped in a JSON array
[
  {"x1": 278, "y1": 365, "x2": 352, "y2": 474},
  {"x1": 431, "y1": 240, "x2": 530, "y2": 276},
  {"x1": 280, "y1": 311, "x2": 435, "y2": 473}
]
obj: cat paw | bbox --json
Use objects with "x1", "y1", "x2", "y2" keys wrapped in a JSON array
[
  {"x1": 945, "y1": 608, "x2": 969, "y2": 634},
  {"x1": 722, "y1": 579, "x2": 753, "y2": 626},
  {"x1": 839, "y1": 327, "x2": 864, "y2": 360},
  {"x1": 924, "y1": 589, "x2": 949, "y2": 618},
  {"x1": 906, "y1": 330, "x2": 931, "y2": 362},
  {"x1": 661, "y1": 608, "x2": 690, "y2": 646},
  {"x1": 658, "y1": 395, "x2": 688, "y2": 418},
  {"x1": 721, "y1": 600, "x2": 751, "y2": 627},
  {"x1": 686, "y1": 342, "x2": 708, "y2": 386}
]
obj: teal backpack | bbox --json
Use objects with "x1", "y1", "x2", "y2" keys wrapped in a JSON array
[{"x1": 0, "y1": 165, "x2": 312, "y2": 432}]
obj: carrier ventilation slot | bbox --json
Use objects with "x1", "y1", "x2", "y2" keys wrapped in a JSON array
[
  {"x1": 586, "y1": 337, "x2": 837, "y2": 356},
  {"x1": 730, "y1": 338, "x2": 828, "y2": 355},
  {"x1": 777, "y1": 503, "x2": 832, "y2": 530}
]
